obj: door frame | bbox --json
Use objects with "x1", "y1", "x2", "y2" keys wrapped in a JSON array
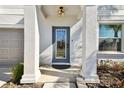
[{"x1": 52, "y1": 26, "x2": 70, "y2": 65}]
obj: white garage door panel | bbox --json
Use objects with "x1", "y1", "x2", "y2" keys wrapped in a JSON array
[{"x1": 0, "y1": 29, "x2": 24, "y2": 65}]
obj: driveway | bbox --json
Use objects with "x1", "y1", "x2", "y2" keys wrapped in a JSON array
[{"x1": 0, "y1": 66, "x2": 12, "y2": 87}]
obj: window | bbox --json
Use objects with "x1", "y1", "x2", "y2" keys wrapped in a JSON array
[{"x1": 99, "y1": 24, "x2": 122, "y2": 51}]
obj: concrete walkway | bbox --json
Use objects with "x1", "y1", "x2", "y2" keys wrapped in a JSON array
[
  {"x1": 0, "y1": 66, "x2": 12, "y2": 87},
  {"x1": 43, "y1": 83, "x2": 76, "y2": 88}
]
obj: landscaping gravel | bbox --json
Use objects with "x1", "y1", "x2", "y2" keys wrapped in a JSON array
[
  {"x1": 1, "y1": 82, "x2": 44, "y2": 88},
  {"x1": 87, "y1": 66, "x2": 124, "y2": 88}
]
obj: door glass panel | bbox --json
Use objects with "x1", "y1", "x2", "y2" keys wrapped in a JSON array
[{"x1": 56, "y1": 29, "x2": 66, "y2": 59}]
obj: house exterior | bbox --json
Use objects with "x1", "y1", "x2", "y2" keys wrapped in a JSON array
[{"x1": 0, "y1": 5, "x2": 124, "y2": 83}]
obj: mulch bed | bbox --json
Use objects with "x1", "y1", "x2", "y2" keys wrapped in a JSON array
[
  {"x1": 1, "y1": 81, "x2": 44, "y2": 88},
  {"x1": 86, "y1": 67, "x2": 124, "y2": 88}
]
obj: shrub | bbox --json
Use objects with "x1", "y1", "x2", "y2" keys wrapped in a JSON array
[
  {"x1": 111, "y1": 63, "x2": 120, "y2": 72},
  {"x1": 98, "y1": 60, "x2": 124, "y2": 72},
  {"x1": 119, "y1": 62, "x2": 124, "y2": 71},
  {"x1": 111, "y1": 62, "x2": 124, "y2": 72},
  {"x1": 11, "y1": 63, "x2": 23, "y2": 83},
  {"x1": 98, "y1": 61, "x2": 110, "y2": 72}
]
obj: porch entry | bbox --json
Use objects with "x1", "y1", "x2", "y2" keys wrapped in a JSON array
[{"x1": 52, "y1": 26, "x2": 70, "y2": 64}]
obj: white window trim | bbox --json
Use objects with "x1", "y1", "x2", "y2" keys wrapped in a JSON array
[{"x1": 99, "y1": 37, "x2": 121, "y2": 39}]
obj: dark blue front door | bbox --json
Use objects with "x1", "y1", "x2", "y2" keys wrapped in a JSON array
[{"x1": 52, "y1": 26, "x2": 70, "y2": 64}]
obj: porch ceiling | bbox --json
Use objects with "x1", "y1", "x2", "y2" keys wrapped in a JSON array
[{"x1": 40, "y1": 5, "x2": 82, "y2": 18}]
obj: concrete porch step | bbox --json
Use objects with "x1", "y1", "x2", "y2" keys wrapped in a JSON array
[
  {"x1": 38, "y1": 65, "x2": 81, "y2": 83},
  {"x1": 39, "y1": 65, "x2": 81, "y2": 78}
]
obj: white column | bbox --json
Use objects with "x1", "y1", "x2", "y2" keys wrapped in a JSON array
[
  {"x1": 81, "y1": 6, "x2": 100, "y2": 83},
  {"x1": 21, "y1": 5, "x2": 41, "y2": 83}
]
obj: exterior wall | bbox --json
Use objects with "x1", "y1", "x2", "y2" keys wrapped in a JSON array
[
  {"x1": 70, "y1": 18, "x2": 82, "y2": 66},
  {"x1": 37, "y1": 8, "x2": 82, "y2": 66},
  {"x1": 98, "y1": 5, "x2": 124, "y2": 21},
  {"x1": 0, "y1": 5, "x2": 24, "y2": 25},
  {"x1": 1, "y1": 5, "x2": 124, "y2": 67},
  {"x1": 39, "y1": 5, "x2": 124, "y2": 66},
  {"x1": 97, "y1": 5, "x2": 124, "y2": 60}
]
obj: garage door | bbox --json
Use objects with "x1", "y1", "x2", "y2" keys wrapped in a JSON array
[{"x1": 0, "y1": 28, "x2": 24, "y2": 65}]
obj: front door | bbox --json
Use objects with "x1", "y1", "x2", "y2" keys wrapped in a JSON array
[{"x1": 52, "y1": 26, "x2": 70, "y2": 64}]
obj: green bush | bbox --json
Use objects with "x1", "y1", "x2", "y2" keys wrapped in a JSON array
[{"x1": 11, "y1": 63, "x2": 24, "y2": 83}]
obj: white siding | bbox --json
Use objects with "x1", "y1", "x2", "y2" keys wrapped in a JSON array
[{"x1": 98, "y1": 5, "x2": 124, "y2": 21}]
